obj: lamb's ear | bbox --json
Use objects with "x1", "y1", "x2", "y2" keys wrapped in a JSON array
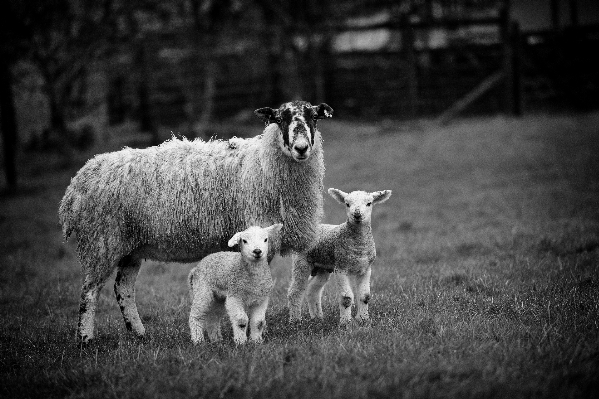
[
  {"x1": 254, "y1": 107, "x2": 279, "y2": 123},
  {"x1": 372, "y1": 190, "x2": 392, "y2": 204},
  {"x1": 312, "y1": 103, "x2": 333, "y2": 119},
  {"x1": 227, "y1": 232, "x2": 242, "y2": 247},
  {"x1": 267, "y1": 223, "x2": 284, "y2": 238},
  {"x1": 328, "y1": 188, "x2": 347, "y2": 204}
]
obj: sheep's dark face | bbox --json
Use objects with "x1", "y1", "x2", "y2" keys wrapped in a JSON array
[{"x1": 255, "y1": 101, "x2": 333, "y2": 162}]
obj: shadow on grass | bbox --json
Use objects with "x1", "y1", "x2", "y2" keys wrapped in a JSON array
[{"x1": 265, "y1": 307, "x2": 339, "y2": 342}]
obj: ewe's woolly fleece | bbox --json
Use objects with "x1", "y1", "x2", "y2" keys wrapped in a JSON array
[{"x1": 59, "y1": 123, "x2": 324, "y2": 279}]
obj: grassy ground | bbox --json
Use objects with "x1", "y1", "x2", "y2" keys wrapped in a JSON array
[{"x1": 1, "y1": 113, "x2": 598, "y2": 398}]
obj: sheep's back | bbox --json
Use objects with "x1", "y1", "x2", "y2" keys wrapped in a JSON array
[{"x1": 62, "y1": 137, "x2": 274, "y2": 262}]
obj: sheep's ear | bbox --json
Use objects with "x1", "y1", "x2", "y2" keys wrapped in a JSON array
[
  {"x1": 254, "y1": 107, "x2": 279, "y2": 123},
  {"x1": 372, "y1": 190, "x2": 392, "y2": 204},
  {"x1": 228, "y1": 232, "x2": 242, "y2": 247},
  {"x1": 312, "y1": 103, "x2": 333, "y2": 119},
  {"x1": 328, "y1": 188, "x2": 347, "y2": 204}
]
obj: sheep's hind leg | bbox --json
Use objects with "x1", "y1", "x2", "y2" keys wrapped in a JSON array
[
  {"x1": 77, "y1": 275, "x2": 106, "y2": 344},
  {"x1": 306, "y1": 268, "x2": 331, "y2": 319},
  {"x1": 287, "y1": 254, "x2": 311, "y2": 321},
  {"x1": 206, "y1": 293, "x2": 225, "y2": 343},
  {"x1": 189, "y1": 284, "x2": 214, "y2": 344},
  {"x1": 114, "y1": 256, "x2": 145, "y2": 337}
]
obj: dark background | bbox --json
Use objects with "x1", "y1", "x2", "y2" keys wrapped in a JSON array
[{"x1": 1, "y1": 0, "x2": 599, "y2": 192}]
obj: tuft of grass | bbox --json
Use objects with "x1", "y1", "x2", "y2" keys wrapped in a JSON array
[{"x1": 2, "y1": 113, "x2": 599, "y2": 398}]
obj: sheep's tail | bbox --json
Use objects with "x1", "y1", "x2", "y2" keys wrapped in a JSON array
[{"x1": 58, "y1": 185, "x2": 79, "y2": 241}]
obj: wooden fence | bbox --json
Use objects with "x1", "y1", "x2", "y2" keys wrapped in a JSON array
[{"x1": 105, "y1": 15, "x2": 598, "y2": 129}]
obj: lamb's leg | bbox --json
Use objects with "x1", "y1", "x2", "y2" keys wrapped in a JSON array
[
  {"x1": 77, "y1": 275, "x2": 106, "y2": 343},
  {"x1": 333, "y1": 271, "x2": 354, "y2": 325},
  {"x1": 206, "y1": 320, "x2": 222, "y2": 343},
  {"x1": 287, "y1": 254, "x2": 311, "y2": 321},
  {"x1": 355, "y1": 267, "x2": 372, "y2": 323},
  {"x1": 306, "y1": 269, "x2": 331, "y2": 319},
  {"x1": 249, "y1": 297, "x2": 269, "y2": 343},
  {"x1": 206, "y1": 295, "x2": 224, "y2": 342},
  {"x1": 114, "y1": 256, "x2": 145, "y2": 337},
  {"x1": 225, "y1": 296, "x2": 248, "y2": 345},
  {"x1": 189, "y1": 282, "x2": 214, "y2": 344}
]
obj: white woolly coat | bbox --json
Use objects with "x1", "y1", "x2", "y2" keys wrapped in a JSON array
[{"x1": 59, "y1": 124, "x2": 324, "y2": 279}]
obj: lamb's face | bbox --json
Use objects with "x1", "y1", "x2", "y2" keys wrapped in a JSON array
[
  {"x1": 328, "y1": 188, "x2": 393, "y2": 225},
  {"x1": 254, "y1": 101, "x2": 333, "y2": 163},
  {"x1": 227, "y1": 224, "x2": 283, "y2": 263}
]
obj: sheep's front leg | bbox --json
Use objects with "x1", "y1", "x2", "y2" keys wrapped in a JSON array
[
  {"x1": 333, "y1": 271, "x2": 354, "y2": 325},
  {"x1": 248, "y1": 297, "x2": 269, "y2": 343},
  {"x1": 114, "y1": 256, "x2": 145, "y2": 337},
  {"x1": 287, "y1": 254, "x2": 311, "y2": 321},
  {"x1": 306, "y1": 269, "x2": 331, "y2": 319},
  {"x1": 355, "y1": 267, "x2": 372, "y2": 323},
  {"x1": 225, "y1": 296, "x2": 248, "y2": 345}
]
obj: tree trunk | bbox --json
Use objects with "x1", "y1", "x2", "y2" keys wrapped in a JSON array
[{"x1": 0, "y1": 59, "x2": 18, "y2": 192}]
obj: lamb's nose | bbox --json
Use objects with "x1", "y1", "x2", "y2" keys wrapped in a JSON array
[{"x1": 253, "y1": 248, "x2": 262, "y2": 257}]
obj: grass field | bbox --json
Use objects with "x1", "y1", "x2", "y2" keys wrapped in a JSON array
[{"x1": 1, "y1": 112, "x2": 598, "y2": 398}]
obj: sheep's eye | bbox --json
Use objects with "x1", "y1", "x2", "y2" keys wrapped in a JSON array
[
  {"x1": 275, "y1": 117, "x2": 282, "y2": 124},
  {"x1": 242, "y1": 239, "x2": 247, "y2": 244},
  {"x1": 366, "y1": 202, "x2": 372, "y2": 207},
  {"x1": 346, "y1": 203, "x2": 350, "y2": 207},
  {"x1": 264, "y1": 238, "x2": 268, "y2": 242}
]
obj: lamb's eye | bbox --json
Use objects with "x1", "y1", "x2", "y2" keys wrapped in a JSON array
[
  {"x1": 264, "y1": 238, "x2": 268, "y2": 242},
  {"x1": 275, "y1": 117, "x2": 282, "y2": 124},
  {"x1": 346, "y1": 203, "x2": 350, "y2": 207},
  {"x1": 242, "y1": 239, "x2": 247, "y2": 244},
  {"x1": 366, "y1": 202, "x2": 372, "y2": 207}
]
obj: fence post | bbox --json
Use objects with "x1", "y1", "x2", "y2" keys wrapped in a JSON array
[
  {"x1": 511, "y1": 21, "x2": 523, "y2": 116},
  {"x1": 403, "y1": 16, "x2": 418, "y2": 118},
  {"x1": 501, "y1": 0, "x2": 518, "y2": 115}
]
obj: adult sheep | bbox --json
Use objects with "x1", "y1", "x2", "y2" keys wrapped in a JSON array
[{"x1": 59, "y1": 100, "x2": 333, "y2": 343}]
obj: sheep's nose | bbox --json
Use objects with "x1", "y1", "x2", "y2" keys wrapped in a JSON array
[
  {"x1": 294, "y1": 143, "x2": 308, "y2": 155},
  {"x1": 353, "y1": 211, "x2": 362, "y2": 220},
  {"x1": 253, "y1": 248, "x2": 262, "y2": 257}
]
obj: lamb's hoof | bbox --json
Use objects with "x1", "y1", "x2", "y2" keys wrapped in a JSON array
[
  {"x1": 338, "y1": 318, "x2": 353, "y2": 329},
  {"x1": 77, "y1": 333, "x2": 94, "y2": 348},
  {"x1": 77, "y1": 339, "x2": 91, "y2": 349},
  {"x1": 355, "y1": 318, "x2": 372, "y2": 328}
]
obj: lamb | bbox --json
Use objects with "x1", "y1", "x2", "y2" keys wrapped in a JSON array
[
  {"x1": 58, "y1": 100, "x2": 333, "y2": 343},
  {"x1": 188, "y1": 224, "x2": 282, "y2": 345},
  {"x1": 287, "y1": 188, "x2": 392, "y2": 325}
]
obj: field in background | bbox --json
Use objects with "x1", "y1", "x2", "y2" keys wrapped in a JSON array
[{"x1": 1, "y1": 113, "x2": 598, "y2": 398}]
